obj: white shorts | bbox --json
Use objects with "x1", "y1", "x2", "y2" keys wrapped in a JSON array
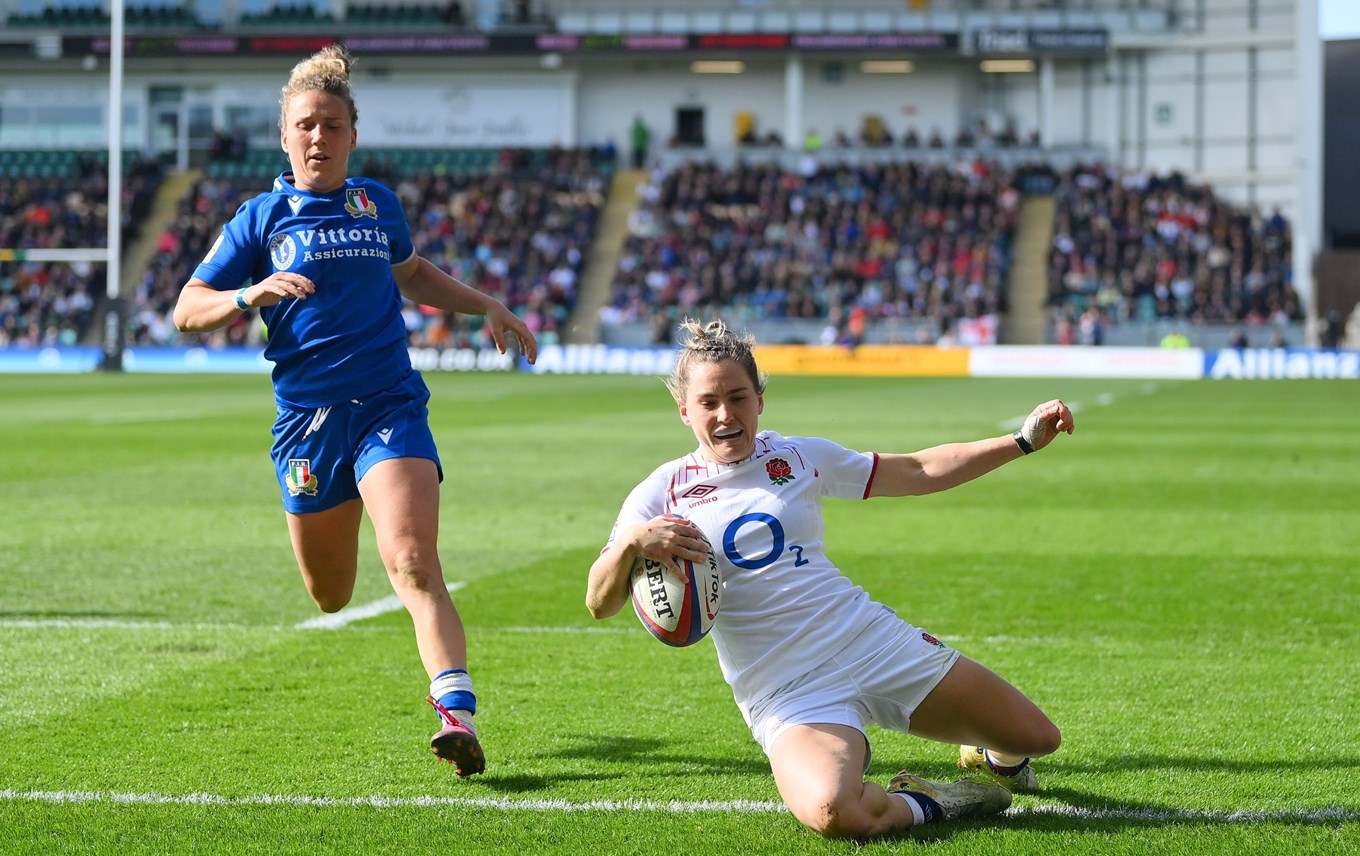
[{"x1": 740, "y1": 607, "x2": 960, "y2": 759}]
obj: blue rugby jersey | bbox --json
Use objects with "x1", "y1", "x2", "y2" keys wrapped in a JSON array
[{"x1": 193, "y1": 172, "x2": 417, "y2": 408}]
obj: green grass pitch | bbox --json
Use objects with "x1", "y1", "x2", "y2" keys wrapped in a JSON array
[{"x1": 1, "y1": 371, "x2": 1356, "y2": 854}]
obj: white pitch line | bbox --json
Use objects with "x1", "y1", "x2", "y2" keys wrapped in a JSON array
[
  {"x1": 294, "y1": 582, "x2": 466, "y2": 630},
  {"x1": 0, "y1": 619, "x2": 251, "y2": 631},
  {"x1": 0, "y1": 618, "x2": 628, "y2": 635},
  {"x1": 0, "y1": 585, "x2": 474, "y2": 634},
  {"x1": 2, "y1": 789, "x2": 1355, "y2": 824},
  {"x1": 0, "y1": 789, "x2": 786, "y2": 814},
  {"x1": 0, "y1": 621, "x2": 1020, "y2": 642},
  {"x1": 1013, "y1": 804, "x2": 1359, "y2": 824}
]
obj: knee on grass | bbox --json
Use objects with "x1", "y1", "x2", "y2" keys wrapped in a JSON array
[{"x1": 793, "y1": 795, "x2": 880, "y2": 840}]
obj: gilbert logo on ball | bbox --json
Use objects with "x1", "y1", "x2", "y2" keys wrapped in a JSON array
[{"x1": 629, "y1": 548, "x2": 722, "y2": 647}]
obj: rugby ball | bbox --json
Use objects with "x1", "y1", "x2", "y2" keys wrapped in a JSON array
[{"x1": 629, "y1": 548, "x2": 722, "y2": 647}]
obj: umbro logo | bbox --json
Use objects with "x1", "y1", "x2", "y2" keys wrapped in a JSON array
[
  {"x1": 376, "y1": 427, "x2": 394, "y2": 445},
  {"x1": 681, "y1": 484, "x2": 717, "y2": 499}
]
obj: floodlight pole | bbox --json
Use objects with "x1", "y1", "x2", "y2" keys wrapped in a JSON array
[{"x1": 99, "y1": 0, "x2": 126, "y2": 371}]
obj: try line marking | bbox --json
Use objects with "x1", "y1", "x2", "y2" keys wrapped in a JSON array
[{"x1": 2, "y1": 789, "x2": 1354, "y2": 824}]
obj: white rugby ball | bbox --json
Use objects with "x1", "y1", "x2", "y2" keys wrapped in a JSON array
[{"x1": 629, "y1": 548, "x2": 722, "y2": 647}]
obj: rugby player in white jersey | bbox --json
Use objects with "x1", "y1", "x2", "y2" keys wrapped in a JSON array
[{"x1": 587, "y1": 319, "x2": 1074, "y2": 839}]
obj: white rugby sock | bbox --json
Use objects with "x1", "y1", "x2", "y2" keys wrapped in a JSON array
[
  {"x1": 892, "y1": 792, "x2": 927, "y2": 826},
  {"x1": 984, "y1": 749, "x2": 1029, "y2": 774}
]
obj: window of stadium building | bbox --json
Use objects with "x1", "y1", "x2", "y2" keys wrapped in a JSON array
[
  {"x1": 225, "y1": 105, "x2": 283, "y2": 150},
  {"x1": 0, "y1": 104, "x2": 111, "y2": 148}
]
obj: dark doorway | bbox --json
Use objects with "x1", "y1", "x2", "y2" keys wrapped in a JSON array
[{"x1": 675, "y1": 107, "x2": 705, "y2": 147}]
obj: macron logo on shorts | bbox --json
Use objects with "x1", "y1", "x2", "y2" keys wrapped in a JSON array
[{"x1": 377, "y1": 427, "x2": 393, "y2": 445}]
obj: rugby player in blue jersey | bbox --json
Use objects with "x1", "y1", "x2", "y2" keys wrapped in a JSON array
[{"x1": 173, "y1": 45, "x2": 537, "y2": 777}]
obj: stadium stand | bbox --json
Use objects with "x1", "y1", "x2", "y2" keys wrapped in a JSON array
[
  {"x1": 598, "y1": 157, "x2": 1017, "y2": 346},
  {"x1": 1045, "y1": 163, "x2": 1299, "y2": 347},
  {"x1": 238, "y1": 2, "x2": 335, "y2": 27},
  {"x1": 0, "y1": 0, "x2": 1320, "y2": 352},
  {"x1": 127, "y1": 146, "x2": 607, "y2": 349},
  {"x1": 0, "y1": 153, "x2": 161, "y2": 347},
  {"x1": 386, "y1": 146, "x2": 607, "y2": 349}
]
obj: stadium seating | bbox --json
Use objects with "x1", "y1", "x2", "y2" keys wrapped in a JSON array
[
  {"x1": 133, "y1": 146, "x2": 606, "y2": 349},
  {"x1": 1045, "y1": 163, "x2": 1300, "y2": 345},
  {"x1": 599, "y1": 157, "x2": 1016, "y2": 346},
  {"x1": 0, "y1": 155, "x2": 162, "y2": 347},
  {"x1": 345, "y1": 1, "x2": 450, "y2": 27},
  {"x1": 4, "y1": 3, "x2": 111, "y2": 28},
  {"x1": 238, "y1": 2, "x2": 335, "y2": 27}
]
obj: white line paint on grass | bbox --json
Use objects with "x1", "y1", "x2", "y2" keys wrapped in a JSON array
[
  {"x1": 1014, "y1": 804, "x2": 1359, "y2": 824},
  {"x1": 0, "y1": 621, "x2": 1017, "y2": 641},
  {"x1": 0, "y1": 789, "x2": 786, "y2": 814},
  {"x1": 294, "y1": 582, "x2": 466, "y2": 630},
  {"x1": 3, "y1": 789, "x2": 1355, "y2": 824},
  {"x1": 0, "y1": 585, "x2": 468, "y2": 634},
  {"x1": 0, "y1": 618, "x2": 626, "y2": 635},
  {"x1": 0, "y1": 619, "x2": 251, "y2": 631}
]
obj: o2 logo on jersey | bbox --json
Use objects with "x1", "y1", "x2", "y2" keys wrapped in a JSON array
[
  {"x1": 721, "y1": 513, "x2": 808, "y2": 570},
  {"x1": 269, "y1": 233, "x2": 298, "y2": 270}
]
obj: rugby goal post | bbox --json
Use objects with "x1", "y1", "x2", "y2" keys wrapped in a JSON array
[{"x1": 9, "y1": 2, "x2": 133, "y2": 368}]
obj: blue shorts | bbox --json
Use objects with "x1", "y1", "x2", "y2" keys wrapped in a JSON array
[{"x1": 270, "y1": 373, "x2": 443, "y2": 514}]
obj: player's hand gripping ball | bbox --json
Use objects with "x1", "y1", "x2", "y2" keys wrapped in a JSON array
[{"x1": 629, "y1": 545, "x2": 722, "y2": 647}]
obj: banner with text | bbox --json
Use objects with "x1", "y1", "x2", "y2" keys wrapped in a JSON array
[{"x1": 969, "y1": 346, "x2": 1203, "y2": 379}]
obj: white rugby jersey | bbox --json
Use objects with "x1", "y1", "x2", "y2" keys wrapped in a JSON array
[{"x1": 608, "y1": 430, "x2": 897, "y2": 705}]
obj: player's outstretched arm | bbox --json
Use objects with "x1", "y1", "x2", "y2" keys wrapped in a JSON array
[
  {"x1": 868, "y1": 399, "x2": 1075, "y2": 498},
  {"x1": 392, "y1": 256, "x2": 539, "y2": 363}
]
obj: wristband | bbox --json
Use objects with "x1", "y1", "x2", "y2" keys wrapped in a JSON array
[
  {"x1": 234, "y1": 287, "x2": 250, "y2": 312},
  {"x1": 1013, "y1": 430, "x2": 1035, "y2": 455}
]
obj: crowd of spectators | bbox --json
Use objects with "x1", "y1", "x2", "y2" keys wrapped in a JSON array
[
  {"x1": 128, "y1": 173, "x2": 258, "y2": 347},
  {"x1": 0, "y1": 154, "x2": 161, "y2": 348},
  {"x1": 130, "y1": 146, "x2": 605, "y2": 350},
  {"x1": 389, "y1": 146, "x2": 604, "y2": 349},
  {"x1": 1, "y1": 146, "x2": 1311, "y2": 356},
  {"x1": 795, "y1": 117, "x2": 1043, "y2": 153},
  {"x1": 1046, "y1": 164, "x2": 1299, "y2": 345},
  {"x1": 600, "y1": 157, "x2": 1018, "y2": 345}
]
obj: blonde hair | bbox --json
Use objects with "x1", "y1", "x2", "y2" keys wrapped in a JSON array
[
  {"x1": 665, "y1": 318, "x2": 767, "y2": 403},
  {"x1": 279, "y1": 45, "x2": 359, "y2": 129}
]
